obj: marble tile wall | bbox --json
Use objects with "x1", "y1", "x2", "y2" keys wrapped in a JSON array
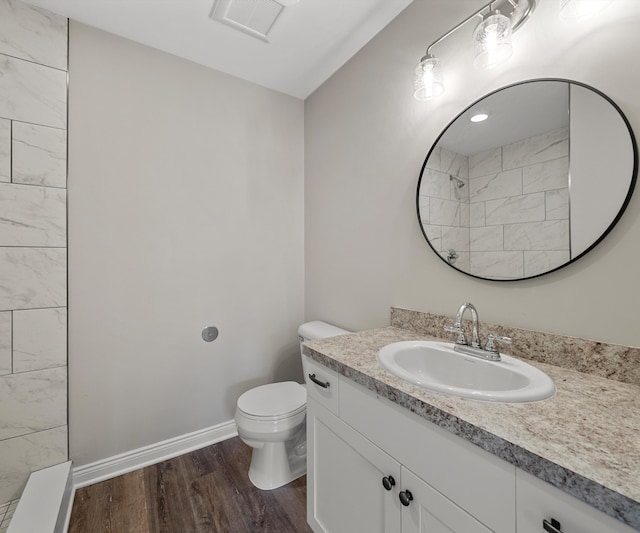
[
  {"x1": 418, "y1": 146, "x2": 471, "y2": 271},
  {"x1": 0, "y1": 499, "x2": 18, "y2": 533},
  {"x1": 0, "y1": 0, "x2": 68, "y2": 508},
  {"x1": 468, "y1": 128, "x2": 570, "y2": 279},
  {"x1": 419, "y1": 130, "x2": 570, "y2": 279},
  {"x1": 0, "y1": 120, "x2": 9, "y2": 182}
]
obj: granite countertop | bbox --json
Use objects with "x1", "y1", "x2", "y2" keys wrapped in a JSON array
[{"x1": 302, "y1": 326, "x2": 640, "y2": 530}]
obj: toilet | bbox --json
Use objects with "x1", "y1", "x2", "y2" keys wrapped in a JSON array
[{"x1": 234, "y1": 321, "x2": 349, "y2": 490}]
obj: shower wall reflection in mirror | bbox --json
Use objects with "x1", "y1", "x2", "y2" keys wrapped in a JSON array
[{"x1": 417, "y1": 80, "x2": 637, "y2": 281}]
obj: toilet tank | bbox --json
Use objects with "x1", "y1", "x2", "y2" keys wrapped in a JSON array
[
  {"x1": 298, "y1": 321, "x2": 350, "y2": 343},
  {"x1": 298, "y1": 321, "x2": 350, "y2": 385}
]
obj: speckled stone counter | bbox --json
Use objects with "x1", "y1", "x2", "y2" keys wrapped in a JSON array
[{"x1": 302, "y1": 326, "x2": 640, "y2": 530}]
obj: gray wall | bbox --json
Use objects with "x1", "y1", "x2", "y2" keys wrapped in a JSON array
[
  {"x1": 305, "y1": 0, "x2": 640, "y2": 346},
  {"x1": 0, "y1": 0, "x2": 68, "y2": 505},
  {"x1": 68, "y1": 23, "x2": 304, "y2": 466}
]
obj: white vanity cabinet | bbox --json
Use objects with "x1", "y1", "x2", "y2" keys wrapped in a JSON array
[
  {"x1": 304, "y1": 355, "x2": 638, "y2": 533},
  {"x1": 305, "y1": 356, "x2": 400, "y2": 532},
  {"x1": 516, "y1": 468, "x2": 637, "y2": 533},
  {"x1": 400, "y1": 467, "x2": 493, "y2": 533},
  {"x1": 307, "y1": 399, "x2": 493, "y2": 533},
  {"x1": 307, "y1": 398, "x2": 400, "y2": 532},
  {"x1": 304, "y1": 356, "x2": 514, "y2": 533}
]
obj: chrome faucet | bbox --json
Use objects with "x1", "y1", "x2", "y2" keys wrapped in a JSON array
[
  {"x1": 444, "y1": 302, "x2": 511, "y2": 361},
  {"x1": 454, "y1": 303, "x2": 481, "y2": 347}
]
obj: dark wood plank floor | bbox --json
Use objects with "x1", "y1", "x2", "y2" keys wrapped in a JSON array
[{"x1": 69, "y1": 437, "x2": 313, "y2": 533}]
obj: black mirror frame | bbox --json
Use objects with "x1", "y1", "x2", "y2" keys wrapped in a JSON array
[{"x1": 416, "y1": 78, "x2": 638, "y2": 282}]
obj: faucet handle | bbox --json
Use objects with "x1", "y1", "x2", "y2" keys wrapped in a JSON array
[
  {"x1": 485, "y1": 334, "x2": 512, "y2": 354},
  {"x1": 444, "y1": 323, "x2": 466, "y2": 345}
]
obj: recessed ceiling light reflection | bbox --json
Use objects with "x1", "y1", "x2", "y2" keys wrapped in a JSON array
[{"x1": 470, "y1": 113, "x2": 489, "y2": 123}]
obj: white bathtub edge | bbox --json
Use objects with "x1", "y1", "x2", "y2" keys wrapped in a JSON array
[{"x1": 7, "y1": 461, "x2": 73, "y2": 533}]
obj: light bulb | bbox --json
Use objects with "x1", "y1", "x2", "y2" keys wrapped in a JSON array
[
  {"x1": 473, "y1": 10, "x2": 513, "y2": 69},
  {"x1": 414, "y1": 55, "x2": 444, "y2": 101}
]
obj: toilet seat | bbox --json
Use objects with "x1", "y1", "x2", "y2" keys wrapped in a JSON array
[
  {"x1": 237, "y1": 381, "x2": 306, "y2": 421},
  {"x1": 234, "y1": 321, "x2": 349, "y2": 490}
]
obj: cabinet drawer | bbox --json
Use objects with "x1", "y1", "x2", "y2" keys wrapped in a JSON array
[
  {"x1": 516, "y1": 468, "x2": 637, "y2": 533},
  {"x1": 339, "y1": 376, "x2": 516, "y2": 533},
  {"x1": 304, "y1": 356, "x2": 340, "y2": 416}
]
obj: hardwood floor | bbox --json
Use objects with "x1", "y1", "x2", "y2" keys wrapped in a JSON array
[{"x1": 69, "y1": 437, "x2": 313, "y2": 533}]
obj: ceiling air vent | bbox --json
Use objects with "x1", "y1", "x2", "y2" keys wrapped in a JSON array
[{"x1": 209, "y1": 0, "x2": 298, "y2": 43}]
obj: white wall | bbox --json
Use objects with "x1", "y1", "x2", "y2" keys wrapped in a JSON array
[
  {"x1": 68, "y1": 23, "x2": 304, "y2": 466},
  {"x1": 305, "y1": 0, "x2": 640, "y2": 346}
]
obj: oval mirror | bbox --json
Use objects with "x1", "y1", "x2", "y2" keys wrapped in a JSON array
[{"x1": 417, "y1": 79, "x2": 638, "y2": 281}]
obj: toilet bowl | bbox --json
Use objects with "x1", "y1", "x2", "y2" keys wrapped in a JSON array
[
  {"x1": 235, "y1": 381, "x2": 307, "y2": 490},
  {"x1": 234, "y1": 321, "x2": 349, "y2": 490}
]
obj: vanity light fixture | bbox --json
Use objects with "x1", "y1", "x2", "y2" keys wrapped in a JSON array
[
  {"x1": 559, "y1": 0, "x2": 614, "y2": 19},
  {"x1": 413, "y1": 0, "x2": 536, "y2": 101},
  {"x1": 414, "y1": 54, "x2": 444, "y2": 101},
  {"x1": 473, "y1": 10, "x2": 513, "y2": 69}
]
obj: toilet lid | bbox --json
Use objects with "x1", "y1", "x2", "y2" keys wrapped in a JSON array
[{"x1": 237, "y1": 381, "x2": 306, "y2": 418}]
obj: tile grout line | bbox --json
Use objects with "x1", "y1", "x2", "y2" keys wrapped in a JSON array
[
  {"x1": 1, "y1": 499, "x2": 20, "y2": 530},
  {"x1": 9, "y1": 120, "x2": 12, "y2": 184},
  {"x1": 10, "y1": 310, "x2": 13, "y2": 375},
  {"x1": 0, "y1": 502, "x2": 7, "y2": 525}
]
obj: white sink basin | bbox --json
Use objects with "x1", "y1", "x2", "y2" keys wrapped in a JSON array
[{"x1": 377, "y1": 340, "x2": 555, "y2": 403}]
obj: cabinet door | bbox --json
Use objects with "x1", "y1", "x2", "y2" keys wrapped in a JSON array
[
  {"x1": 339, "y1": 376, "x2": 515, "y2": 532},
  {"x1": 401, "y1": 468, "x2": 493, "y2": 533},
  {"x1": 307, "y1": 398, "x2": 401, "y2": 533},
  {"x1": 516, "y1": 469, "x2": 638, "y2": 533}
]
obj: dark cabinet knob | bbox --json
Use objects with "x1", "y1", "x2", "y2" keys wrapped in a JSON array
[
  {"x1": 399, "y1": 490, "x2": 413, "y2": 507},
  {"x1": 543, "y1": 518, "x2": 563, "y2": 533},
  {"x1": 382, "y1": 475, "x2": 396, "y2": 491}
]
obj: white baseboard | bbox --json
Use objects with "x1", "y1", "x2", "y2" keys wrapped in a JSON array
[{"x1": 73, "y1": 420, "x2": 238, "y2": 489}]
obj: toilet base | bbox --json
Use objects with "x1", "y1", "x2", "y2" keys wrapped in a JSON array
[{"x1": 247, "y1": 442, "x2": 306, "y2": 490}]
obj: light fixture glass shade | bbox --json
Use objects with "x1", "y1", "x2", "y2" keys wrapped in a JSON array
[
  {"x1": 473, "y1": 10, "x2": 513, "y2": 69},
  {"x1": 560, "y1": 0, "x2": 614, "y2": 19},
  {"x1": 414, "y1": 54, "x2": 444, "y2": 101}
]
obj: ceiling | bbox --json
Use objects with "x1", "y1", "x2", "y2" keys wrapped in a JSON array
[
  {"x1": 23, "y1": 0, "x2": 414, "y2": 99},
  {"x1": 441, "y1": 81, "x2": 570, "y2": 156}
]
